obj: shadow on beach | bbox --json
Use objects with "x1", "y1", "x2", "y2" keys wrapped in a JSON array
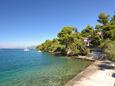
[
  {"x1": 97, "y1": 61, "x2": 115, "y2": 71},
  {"x1": 112, "y1": 73, "x2": 115, "y2": 78}
]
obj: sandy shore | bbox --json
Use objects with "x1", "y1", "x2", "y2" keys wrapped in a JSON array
[{"x1": 65, "y1": 60, "x2": 115, "y2": 86}]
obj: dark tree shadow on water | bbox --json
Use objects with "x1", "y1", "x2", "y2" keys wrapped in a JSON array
[{"x1": 112, "y1": 73, "x2": 115, "y2": 78}]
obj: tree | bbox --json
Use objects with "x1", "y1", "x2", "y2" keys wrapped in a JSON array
[
  {"x1": 36, "y1": 39, "x2": 61, "y2": 53},
  {"x1": 111, "y1": 28, "x2": 115, "y2": 40},
  {"x1": 97, "y1": 12, "x2": 109, "y2": 25},
  {"x1": 101, "y1": 40, "x2": 115, "y2": 60},
  {"x1": 81, "y1": 25, "x2": 94, "y2": 37},
  {"x1": 110, "y1": 14, "x2": 115, "y2": 40},
  {"x1": 110, "y1": 13, "x2": 115, "y2": 25},
  {"x1": 91, "y1": 35, "x2": 102, "y2": 46},
  {"x1": 98, "y1": 12, "x2": 115, "y2": 61},
  {"x1": 57, "y1": 26, "x2": 88, "y2": 55},
  {"x1": 95, "y1": 24, "x2": 102, "y2": 33},
  {"x1": 57, "y1": 27, "x2": 75, "y2": 49},
  {"x1": 36, "y1": 12, "x2": 115, "y2": 60},
  {"x1": 97, "y1": 13, "x2": 114, "y2": 40}
]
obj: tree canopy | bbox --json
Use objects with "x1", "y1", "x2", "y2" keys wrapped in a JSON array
[{"x1": 36, "y1": 12, "x2": 115, "y2": 60}]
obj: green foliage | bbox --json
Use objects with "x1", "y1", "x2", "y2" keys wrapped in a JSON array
[
  {"x1": 111, "y1": 28, "x2": 115, "y2": 40},
  {"x1": 36, "y1": 39, "x2": 61, "y2": 53},
  {"x1": 36, "y1": 12, "x2": 115, "y2": 60},
  {"x1": 101, "y1": 40, "x2": 115, "y2": 60},
  {"x1": 81, "y1": 25, "x2": 94, "y2": 37},
  {"x1": 95, "y1": 24, "x2": 102, "y2": 34},
  {"x1": 37, "y1": 26, "x2": 88, "y2": 56},
  {"x1": 91, "y1": 35, "x2": 102, "y2": 46},
  {"x1": 110, "y1": 14, "x2": 115, "y2": 25},
  {"x1": 97, "y1": 13, "x2": 115, "y2": 60},
  {"x1": 57, "y1": 27, "x2": 75, "y2": 47},
  {"x1": 97, "y1": 12, "x2": 109, "y2": 25},
  {"x1": 96, "y1": 13, "x2": 115, "y2": 40}
]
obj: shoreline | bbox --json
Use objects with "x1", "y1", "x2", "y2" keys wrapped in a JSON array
[{"x1": 65, "y1": 60, "x2": 115, "y2": 86}]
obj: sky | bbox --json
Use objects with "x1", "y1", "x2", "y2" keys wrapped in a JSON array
[{"x1": 0, "y1": 0, "x2": 115, "y2": 48}]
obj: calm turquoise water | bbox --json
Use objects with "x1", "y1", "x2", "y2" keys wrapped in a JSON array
[{"x1": 0, "y1": 49, "x2": 91, "y2": 86}]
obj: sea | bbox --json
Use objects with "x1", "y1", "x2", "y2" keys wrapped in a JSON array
[{"x1": 0, "y1": 49, "x2": 91, "y2": 86}]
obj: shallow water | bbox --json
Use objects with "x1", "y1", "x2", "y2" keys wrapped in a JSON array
[{"x1": 0, "y1": 49, "x2": 92, "y2": 86}]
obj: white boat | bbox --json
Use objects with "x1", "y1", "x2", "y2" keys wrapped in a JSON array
[
  {"x1": 24, "y1": 48, "x2": 29, "y2": 51},
  {"x1": 38, "y1": 50, "x2": 41, "y2": 52}
]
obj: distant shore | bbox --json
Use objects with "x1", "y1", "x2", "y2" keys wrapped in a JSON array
[{"x1": 65, "y1": 60, "x2": 115, "y2": 86}]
